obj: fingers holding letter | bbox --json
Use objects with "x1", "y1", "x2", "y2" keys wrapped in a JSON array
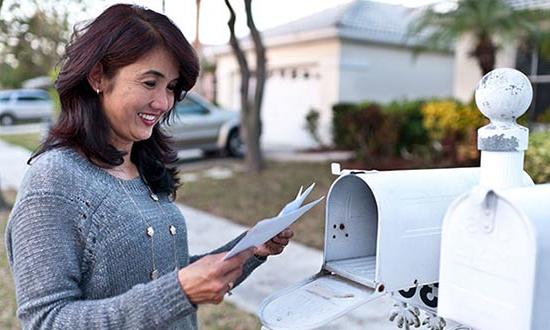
[
  {"x1": 254, "y1": 227, "x2": 294, "y2": 257},
  {"x1": 177, "y1": 248, "x2": 254, "y2": 304}
]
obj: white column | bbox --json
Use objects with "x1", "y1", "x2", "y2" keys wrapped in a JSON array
[{"x1": 475, "y1": 68, "x2": 533, "y2": 190}]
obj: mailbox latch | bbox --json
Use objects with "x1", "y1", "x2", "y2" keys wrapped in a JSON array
[{"x1": 478, "y1": 189, "x2": 498, "y2": 233}]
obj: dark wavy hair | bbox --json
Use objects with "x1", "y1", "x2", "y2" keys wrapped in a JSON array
[{"x1": 30, "y1": 4, "x2": 199, "y2": 197}]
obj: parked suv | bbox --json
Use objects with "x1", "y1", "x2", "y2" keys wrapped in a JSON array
[
  {"x1": 0, "y1": 89, "x2": 54, "y2": 126},
  {"x1": 163, "y1": 92, "x2": 244, "y2": 157}
]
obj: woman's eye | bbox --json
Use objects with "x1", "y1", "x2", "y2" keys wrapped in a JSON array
[
  {"x1": 167, "y1": 84, "x2": 176, "y2": 92},
  {"x1": 143, "y1": 81, "x2": 156, "y2": 88}
]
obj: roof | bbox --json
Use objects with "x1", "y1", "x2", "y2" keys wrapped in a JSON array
[
  {"x1": 209, "y1": 0, "x2": 549, "y2": 56},
  {"x1": 260, "y1": 0, "x2": 425, "y2": 47},
  {"x1": 208, "y1": 0, "x2": 429, "y2": 55},
  {"x1": 506, "y1": 0, "x2": 550, "y2": 9}
]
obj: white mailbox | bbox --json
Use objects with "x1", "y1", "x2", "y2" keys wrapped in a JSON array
[
  {"x1": 259, "y1": 167, "x2": 480, "y2": 329},
  {"x1": 438, "y1": 185, "x2": 550, "y2": 330},
  {"x1": 438, "y1": 68, "x2": 541, "y2": 329}
]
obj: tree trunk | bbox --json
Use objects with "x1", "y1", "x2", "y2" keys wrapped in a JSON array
[
  {"x1": 471, "y1": 34, "x2": 497, "y2": 75},
  {"x1": 224, "y1": 0, "x2": 265, "y2": 173},
  {"x1": 244, "y1": 0, "x2": 265, "y2": 172}
]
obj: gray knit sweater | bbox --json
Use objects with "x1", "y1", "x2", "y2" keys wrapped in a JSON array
[{"x1": 5, "y1": 148, "x2": 264, "y2": 329}]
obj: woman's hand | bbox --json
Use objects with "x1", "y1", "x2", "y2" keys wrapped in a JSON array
[
  {"x1": 254, "y1": 227, "x2": 294, "y2": 258},
  {"x1": 177, "y1": 249, "x2": 254, "y2": 305}
]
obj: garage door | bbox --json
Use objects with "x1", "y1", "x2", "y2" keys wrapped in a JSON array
[{"x1": 261, "y1": 68, "x2": 322, "y2": 149}]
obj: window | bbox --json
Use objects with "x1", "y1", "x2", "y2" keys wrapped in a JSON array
[
  {"x1": 16, "y1": 92, "x2": 49, "y2": 102},
  {"x1": 175, "y1": 98, "x2": 209, "y2": 116},
  {"x1": 17, "y1": 96, "x2": 44, "y2": 102},
  {"x1": 0, "y1": 94, "x2": 11, "y2": 102},
  {"x1": 516, "y1": 47, "x2": 550, "y2": 118}
]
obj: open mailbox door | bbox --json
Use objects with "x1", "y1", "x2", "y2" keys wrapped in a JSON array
[
  {"x1": 259, "y1": 272, "x2": 382, "y2": 330},
  {"x1": 259, "y1": 167, "x2": 482, "y2": 330}
]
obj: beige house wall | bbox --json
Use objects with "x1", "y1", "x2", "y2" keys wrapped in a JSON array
[{"x1": 339, "y1": 41, "x2": 454, "y2": 103}]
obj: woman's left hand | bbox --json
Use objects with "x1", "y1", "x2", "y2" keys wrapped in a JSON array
[{"x1": 254, "y1": 228, "x2": 294, "y2": 258}]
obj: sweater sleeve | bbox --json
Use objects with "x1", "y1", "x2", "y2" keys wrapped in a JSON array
[
  {"x1": 5, "y1": 193, "x2": 195, "y2": 330},
  {"x1": 188, "y1": 232, "x2": 266, "y2": 287}
]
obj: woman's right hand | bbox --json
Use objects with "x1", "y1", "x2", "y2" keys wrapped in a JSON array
[{"x1": 177, "y1": 249, "x2": 254, "y2": 305}]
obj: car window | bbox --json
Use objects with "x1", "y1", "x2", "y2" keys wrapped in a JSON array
[
  {"x1": 0, "y1": 94, "x2": 10, "y2": 102},
  {"x1": 175, "y1": 98, "x2": 209, "y2": 116},
  {"x1": 16, "y1": 94, "x2": 49, "y2": 102}
]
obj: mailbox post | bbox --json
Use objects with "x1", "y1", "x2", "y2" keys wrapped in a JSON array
[{"x1": 475, "y1": 68, "x2": 533, "y2": 189}]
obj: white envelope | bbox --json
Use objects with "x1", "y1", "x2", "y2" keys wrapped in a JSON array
[{"x1": 224, "y1": 184, "x2": 323, "y2": 260}]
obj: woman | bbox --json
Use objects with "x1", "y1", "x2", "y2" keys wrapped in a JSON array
[{"x1": 5, "y1": 4, "x2": 293, "y2": 329}]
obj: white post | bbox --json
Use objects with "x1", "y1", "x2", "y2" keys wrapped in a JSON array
[{"x1": 475, "y1": 68, "x2": 533, "y2": 189}]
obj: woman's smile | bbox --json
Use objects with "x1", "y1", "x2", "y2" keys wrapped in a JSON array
[{"x1": 137, "y1": 112, "x2": 161, "y2": 126}]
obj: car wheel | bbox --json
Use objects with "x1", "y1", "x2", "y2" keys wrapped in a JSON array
[
  {"x1": 0, "y1": 114, "x2": 16, "y2": 126},
  {"x1": 226, "y1": 129, "x2": 245, "y2": 158}
]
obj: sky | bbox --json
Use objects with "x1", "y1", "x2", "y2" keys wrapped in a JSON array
[{"x1": 77, "y1": 0, "x2": 445, "y2": 45}]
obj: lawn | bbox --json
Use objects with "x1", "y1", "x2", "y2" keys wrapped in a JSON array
[
  {"x1": 0, "y1": 133, "x2": 42, "y2": 152},
  {"x1": 177, "y1": 161, "x2": 335, "y2": 250},
  {"x1": 0, "y1": 191, "x2": 19, "y2": 330},
  {"x1": 0, "y1": 191, "x2": 260, "y2": 329}
]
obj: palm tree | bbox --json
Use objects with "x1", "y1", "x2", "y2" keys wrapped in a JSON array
[{"x1": 410, "y1": 0, "x2": 549, "y2": 75}]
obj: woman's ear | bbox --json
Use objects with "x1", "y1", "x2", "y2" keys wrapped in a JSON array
[{"x1": 87, "y1": 62, "x2": 105, "y2": 93}]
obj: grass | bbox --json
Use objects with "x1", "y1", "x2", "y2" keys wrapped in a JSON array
[
  {"x1": 0, "y1": 190, "x2": 260, "y2": 329},
  {"x1": 0, "y1": 133, "x2": 41, "y2": 152},
  {"x1": 0, "y1": 191, "x2": 19, "y2": 330},
  {"x1": 177, "y1": 161, "x2": 335, "y2": 250},
  {"x1": 198, "y1": 302, "x2": 261, "y2": 330}
]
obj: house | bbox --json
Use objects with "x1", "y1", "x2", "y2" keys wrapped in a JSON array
[{"x1": 209, "y1": 0, "x2": 455, "y2": 149}]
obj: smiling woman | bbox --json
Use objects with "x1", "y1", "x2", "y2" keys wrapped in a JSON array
[
  {"x1": 34, "y1": 3, "x2": 198, "y2": 187},
  {"x1": 4, "y1": 3, "x2": 294, "y2": 330},
  {"x1": 88, "y1": 48, "x2": 180, "y2": 171}
]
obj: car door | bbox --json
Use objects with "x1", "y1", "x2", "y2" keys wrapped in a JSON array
[
  {"x1": 13, "y1": 91, "x2": 52, "y2": 120},
  {"x1": 169, "y1": 96, "x2": 222, "y2": 149}
]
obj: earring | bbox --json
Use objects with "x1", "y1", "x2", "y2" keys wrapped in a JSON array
[{"x1": 96, "y1": 88, "x2": 101, "y2": 94}]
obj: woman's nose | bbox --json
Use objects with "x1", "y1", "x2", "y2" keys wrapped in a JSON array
[{"x1": 151, "y1": 90, "x2": 172, "y2": 112}]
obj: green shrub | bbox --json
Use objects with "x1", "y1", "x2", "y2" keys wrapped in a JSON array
[
  {"x1": 332, "y1": 102, "x2": 398, "y2": 161},
  {"x1": 333, "y1": 100, "x2": 432, "y2": 161},
  {"x1": 305, "y1": 108, "x2": 323, "y2": 147},
  {"x1": 525, "y1": 131, "x2": 550, "y2": 183},
  {"x1": 421, "y1": 99, "x2": 486, "y2": 163},
  {"x1": 332, "y1": 103, "x2": 357, "y2": 149},
  {"x1": 383, "y1": 99, "x2": 428, "y2": 155},
  {"x1": 332, "y1": 97, "x2": 490, "y2": 165},
  {"x1": 535, "y1": 107, "x2": 550, "y2": 123}
]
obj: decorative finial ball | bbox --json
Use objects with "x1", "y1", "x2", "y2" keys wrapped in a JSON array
[{"x1": 475, "y1": 68, "x2": 533, "y2": 122}]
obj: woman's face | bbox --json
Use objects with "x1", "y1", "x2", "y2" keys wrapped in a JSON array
[{"x1": 99, "y1": 48, "x2": 179, "y2": 152}]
